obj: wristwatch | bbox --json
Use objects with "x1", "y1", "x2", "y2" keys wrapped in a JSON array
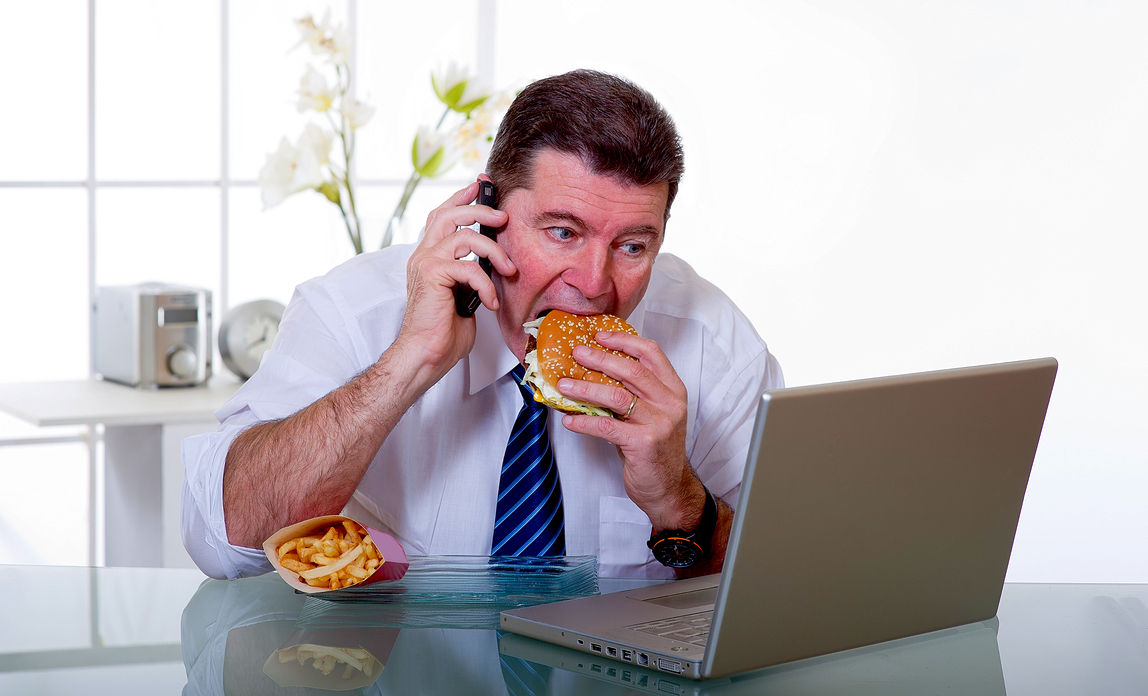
[{"x1": 647, "y1": 486, "x2": 718, "y2": 568}]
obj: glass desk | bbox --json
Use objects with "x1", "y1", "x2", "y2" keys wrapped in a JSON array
[{"x1": 1, "y1": 564, "x2": 1145, "y2": 694}]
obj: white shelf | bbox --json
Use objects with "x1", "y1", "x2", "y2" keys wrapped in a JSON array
[
  {"x1": 0, "y1": 378, "x2": 240, "y2": 428},
  {"x1": 0, "y1": 377, "x2": 243, "y2": 569}
]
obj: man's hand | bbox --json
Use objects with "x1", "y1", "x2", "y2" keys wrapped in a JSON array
[
  {"x1": 392, "y1": 181, "x2": 513, "y2": 388},
  {"x1": 557, "y1": 333, "x2": 732, "y2": 575},
  {"x1": 556, "y1": 330, "x2": 696, "y2": 531}
]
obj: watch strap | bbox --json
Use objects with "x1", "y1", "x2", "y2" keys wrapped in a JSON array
[{"x1": 647, "y1": 485, "x2": 718, "y2": 567}]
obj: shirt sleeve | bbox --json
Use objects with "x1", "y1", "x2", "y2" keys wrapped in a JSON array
[
  {"x1": 180, "y1": 422, "x2": 272, "y2": 579},
  {"x1": 691, "y1": 343, "x2": 785, "y2": 506}
]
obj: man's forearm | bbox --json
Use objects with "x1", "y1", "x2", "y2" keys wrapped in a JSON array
[
  {"x1": 222, "y1": 345, "x2": 428, "y2": 548},
  {"x1": 651, "y1": 472, "x2": 734, "y2": 578}
]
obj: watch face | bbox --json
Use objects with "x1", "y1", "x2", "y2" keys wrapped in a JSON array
[
  {"x1": 219, "y1": 300, "x2": 286, "y2": 380},
  {"x1": 650, "y1": 537, "x2": 704, "y2": 569}
]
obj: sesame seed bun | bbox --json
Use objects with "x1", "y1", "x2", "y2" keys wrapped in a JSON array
[{"x1": 521, "y1": 310, "x2": 638, "y2": 417}]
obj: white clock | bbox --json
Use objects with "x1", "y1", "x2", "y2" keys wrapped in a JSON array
[{"x1": 218, "y1": 299, "x2": 286, "y2": 380}]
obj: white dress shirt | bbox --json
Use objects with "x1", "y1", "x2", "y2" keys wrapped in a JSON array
[{"x1": 182, "y1": 246, "x2": 783, "y2": 579}]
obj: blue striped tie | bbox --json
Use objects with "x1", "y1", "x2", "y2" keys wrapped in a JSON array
[{"x1": 491, "y1": 365, "x2": 566, "y2": 557}]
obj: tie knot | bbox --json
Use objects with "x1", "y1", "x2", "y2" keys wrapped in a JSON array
[{"x1": 508, "y1": 364, "x2": 539, "y2": 408}]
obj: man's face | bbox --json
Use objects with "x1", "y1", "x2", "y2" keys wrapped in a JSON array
[{"x1": 493, "y1": 148, "x2": 669, "y2": 361}]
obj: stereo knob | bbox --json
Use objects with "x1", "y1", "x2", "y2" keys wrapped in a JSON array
[{"x1": 168, "y1": 346, "x2": 199, "y2": 378}]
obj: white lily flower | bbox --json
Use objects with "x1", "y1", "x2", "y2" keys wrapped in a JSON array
[
  {"x1": 268, "y1": 15, "x2": 515, "y2": 256},
  {"x1": 411, "y1": 126, "x2": 456, "y2": 178},
  {"x1": 320, "y1": 25, "x2": 352, "y2": 62},
  {"x1": 431, "y1": 62, "x2": 492, "y2": 114},
  {"x1": 258, "y1": 136, "x2": 325, "y2": 209},
  {"x1": 297, "y1": 123, "x2": 335, "y2": 166},
  {"x1": 454, "y1": 113, "x2": 496, "y2": 166},
  {"x1": 294, "y1": 11, "x2": 351, "y2": 62},
  {"x1": 293, "y1": 15, "x2": 322, "y2": 49},
  {"x1": 453, "y1": 91, "x2": 512, "y2": 165},
  {"x1": 297, "y1": 65, "x2": 336, "y2": 113},
  {"x1": 340, "y1": 97, "x2": 375, "y2": 129}
]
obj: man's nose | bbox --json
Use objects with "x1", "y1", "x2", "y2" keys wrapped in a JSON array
[{"x1": 561, "y1": 244, "x2": 612, "y2": 300}]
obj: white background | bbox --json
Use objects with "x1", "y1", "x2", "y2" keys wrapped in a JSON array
[{"x1": 1, "y1": 1, "x2": 1145, "y2": 581}]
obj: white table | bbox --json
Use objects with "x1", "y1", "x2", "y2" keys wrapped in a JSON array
[
  {"x1": 3, "y1": 569, "x2": 1147, "y2": 694},
  {"x1": 0, "y1": 378, "x2": 239, "y2": 568}
]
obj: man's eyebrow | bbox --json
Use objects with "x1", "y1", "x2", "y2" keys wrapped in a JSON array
[
  {"x1": 531, "y1": 210, "x2": 662, "y2": 237},
  {"x1": 531, "y1": 210, "x2": 587, "y2": 228}
]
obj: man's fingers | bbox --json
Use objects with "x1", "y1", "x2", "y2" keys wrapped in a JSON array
[
  {"x1": 421, "y1": 182, "x2": 508, "y2": 244},
  {"x1": 451, "y1": 259, "x2": 502, "y2": 311},
  {"x1": 557, "y1": 377, "x2": 634, "y2": 414},
  {"x1": 421, "y1": 182, "x2": 478, "y2": 243},
  {"x1": 571, "y1": 341, "x2": 682, "y2": 403},
  {"x1": 594, "y1": 331, "x2": 677, "y2": 379},
  {"x1": 414, "y1": 251, "x2": 501, "y2": 306},
  {"x1": 446, "y1": 228, "x2": 516, "y2": 278}
]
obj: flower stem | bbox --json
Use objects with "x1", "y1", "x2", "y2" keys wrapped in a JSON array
[
  {"x1": 332, "y1": 63, "x2": 363, "y2": 254},
  {"x1": 341, "y1": 132, "x2": 363, "y2": 253},
  {"x1": 337, "y1": 199, "x2": 363, "y2": 254},
  {"x1": 382, "y1": 171, "x2": 422, "y2": 249}
]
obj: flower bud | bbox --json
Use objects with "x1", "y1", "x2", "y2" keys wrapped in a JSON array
[
  {"x1": 431, "y1": 62, "x2": 491, "y2": 115},
  {"x1": 411, "y1": 127, "x2": 456, "y2": 178},
  {"x1": 318, "y1": 180, "x2": 341, "y2": 205}
]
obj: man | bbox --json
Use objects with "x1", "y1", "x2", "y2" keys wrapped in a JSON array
[{"x1": 182, "y1": 69, "x2": 783, "y2": 580}]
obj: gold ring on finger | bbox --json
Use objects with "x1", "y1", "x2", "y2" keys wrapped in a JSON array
[{"x1": 619, "y1": 393, "x2": 638, "y2": 421}]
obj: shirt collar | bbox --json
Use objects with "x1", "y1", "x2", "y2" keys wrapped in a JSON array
[
  {"x1": 626, "y1": 293, "x2": 649, "y2": 336},
  {"x1": 467, "y1": 308, "x2": 520, "y2": 395}
]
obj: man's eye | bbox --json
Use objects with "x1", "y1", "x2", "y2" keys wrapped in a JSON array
[
  {"x1": 620, "y1": 242, "x2": 645, "y2": 255},
  {"x1": 548, "y1": 227, "x2": 574, "y2": 241}
]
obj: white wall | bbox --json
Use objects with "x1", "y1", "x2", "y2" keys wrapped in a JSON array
[{"x1": 656, "y1": 2, "x2": 1148, "y2": 582}]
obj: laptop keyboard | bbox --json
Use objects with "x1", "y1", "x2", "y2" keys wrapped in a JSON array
[{"x1": 629, "y1": 610, "x2": 713, "y2": 646}]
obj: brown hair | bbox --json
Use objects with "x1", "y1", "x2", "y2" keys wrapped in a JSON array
[{"x1": 486, "y1": 69, "x2": 684, "y2": 219}]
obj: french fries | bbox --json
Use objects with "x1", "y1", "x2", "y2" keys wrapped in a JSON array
[
  {"x1": 276, "y1": 520, "x2": 382, "y2": 590},
  {"x1": 276, "y1": 643, "x2": 381, "y2": 679}
]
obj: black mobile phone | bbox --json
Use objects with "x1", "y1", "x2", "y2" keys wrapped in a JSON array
[{"x1": 454, "y1": 181, "x2": 500, "y2": 317}]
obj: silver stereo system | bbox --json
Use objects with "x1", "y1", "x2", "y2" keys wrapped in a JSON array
[{"x1": 94, "y1": 283, "x2": 213, "y2": 388}]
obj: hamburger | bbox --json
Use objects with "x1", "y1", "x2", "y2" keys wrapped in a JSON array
[{"x1": 521, "y1": 310, "x2": 639, "y2": 417}]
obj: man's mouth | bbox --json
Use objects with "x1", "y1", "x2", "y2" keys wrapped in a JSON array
[{"x1": 533, "y1": 304, "x2": 611, "y2": 320}]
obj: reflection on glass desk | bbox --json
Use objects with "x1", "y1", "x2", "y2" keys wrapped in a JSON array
[{"x1": 1, "y1": 565, "x2": 1146, "y2": 695}]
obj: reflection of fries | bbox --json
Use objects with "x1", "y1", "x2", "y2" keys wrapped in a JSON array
[
  {"x1": 276, "y1": 520, "x2": 382, "y2": 589},
  {"x1": 277, "y1": 643, "x2": 381, "y2": 679}
]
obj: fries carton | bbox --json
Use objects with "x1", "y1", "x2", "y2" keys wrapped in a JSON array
[
  {"x1": 263, "y1": 514, "x2": 409, "y2": 594},
  {"x1": 262, "y1": 626, "x2": 399, "y2": 690}
]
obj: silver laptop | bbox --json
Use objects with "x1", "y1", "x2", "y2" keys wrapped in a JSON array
[
  {"x1": 500, "y1": 357, "x2": 1057, "y2": 680},
  {"x1": 497, "y1": 616, "x2": 1005, "y2": 695}
]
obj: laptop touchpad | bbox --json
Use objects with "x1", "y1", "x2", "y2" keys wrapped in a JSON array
[{"x1": 641, "y1": 586, "x2": 718, "y2": 610}]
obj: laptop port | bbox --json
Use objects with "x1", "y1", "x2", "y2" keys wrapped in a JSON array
[
  {"x1": 606, "y1": 646, "x2": 618, "y2": 657},
  {"x1": 657, "y1": 658, "x2": 684, "y2": 674},
  {"x1": 590, "y1": 643, "x2": 603, "y2": 653},
  {"x1": 637, "y1": 652, "x2": 649, "y2": 667},
  {"x1": 621, "y1": 648, "x2": 634, "y2": 662}
]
